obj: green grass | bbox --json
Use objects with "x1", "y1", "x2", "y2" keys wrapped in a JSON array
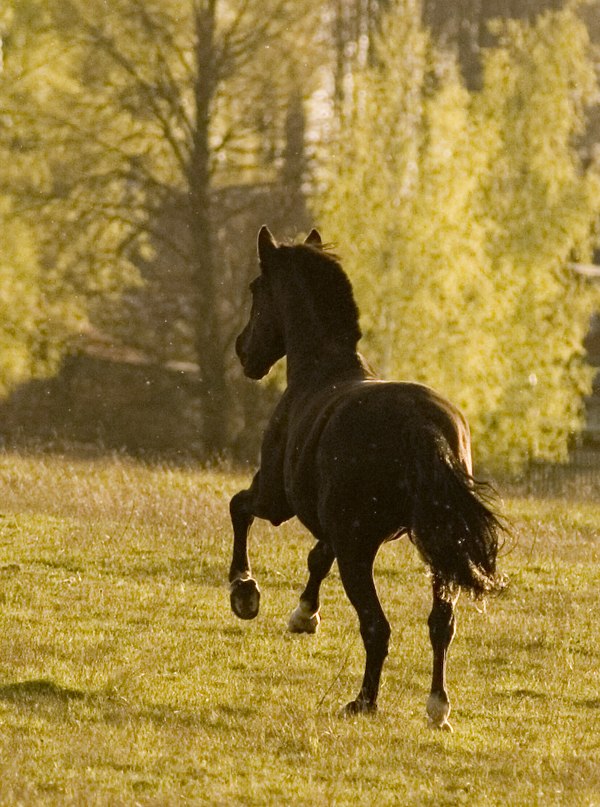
[{"x1": 0, "y1": 451, "x2": 598, "y2": 805}]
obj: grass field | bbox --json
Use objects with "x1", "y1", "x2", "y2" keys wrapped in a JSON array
[{"x1": 0, "y1": 450, "x2": 598, "y2": 806}]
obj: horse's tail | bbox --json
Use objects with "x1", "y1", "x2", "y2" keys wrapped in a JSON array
[{"x1": 408, "y1": 429, "x2": 507, "y2": 599}]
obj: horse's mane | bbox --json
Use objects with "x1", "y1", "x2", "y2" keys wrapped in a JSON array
[{"x1": 278, "y1": 243, "x2": 362, "y2": 347}]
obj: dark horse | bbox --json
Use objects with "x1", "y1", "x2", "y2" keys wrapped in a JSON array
[{"x1": 229, "y1": 226, "x2": 505, "y2": 729}]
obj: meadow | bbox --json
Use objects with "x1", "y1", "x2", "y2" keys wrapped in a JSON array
[{"x1": 0, "y1": 450, "x2": 598, "y2": 806}]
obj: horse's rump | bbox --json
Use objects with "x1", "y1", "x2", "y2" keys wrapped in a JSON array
[
  {"x1": 310, "y1": 380, "x2": 470, "y2": 490},
  {"x1": 302, "y1": 381, "x2": 502, "y2": 595}
]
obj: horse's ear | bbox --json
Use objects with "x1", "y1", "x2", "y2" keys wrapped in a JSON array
[
  {"x1": 257, "y1": 225, "x2": 278, "y2": 267},
  {"x1": 304, "y1": 229, "x2": 323, "y2": 248}
]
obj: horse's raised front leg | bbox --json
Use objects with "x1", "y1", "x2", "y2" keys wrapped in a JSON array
[
  {"x1": 229, "y1": 486, "x2": 261, "y2": 620},
  {"x1": 335, "y1": 543, "x2": 390, "y2": 715},
  {"x1": 426, "y1": 577, "x2": 459, "y2": 731},
  {"x1": 288, "y1": 540, "x2": 335, "y2": 634}
]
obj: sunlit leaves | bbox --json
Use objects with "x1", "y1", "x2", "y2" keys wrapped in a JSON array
[
  {"x1": 0, "y1": 198, "x2": 79, "y2": 394},
  {"x1": 316, "y1": 2, "x2": 600, "y2": 469}
]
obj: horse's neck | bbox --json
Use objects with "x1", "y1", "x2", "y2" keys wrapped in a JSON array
[
  {"x1": 286, "y1": 341, "x2": 369, "y2": 391},
  {"x1": 280, "y1": 281, "x2": 367, "y2": 390}
]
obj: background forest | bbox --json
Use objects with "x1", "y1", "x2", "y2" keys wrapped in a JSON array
[{"x1": 1, "y1": 0, "x2": 600, "y2": 469}]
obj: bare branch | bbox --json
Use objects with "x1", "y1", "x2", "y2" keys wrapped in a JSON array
[
  {"x1": 129, "y1": 0, "x2": 195, "y2": 142},
  {"x1": 2, "y1": 106, "x2": 178, "y2": 194},
  {"x1": 216, "y1": 0, "x2": 297, "y2": 77},
  {"x1": 59, "y1": 5, "x2": 191, "y2": 175}
]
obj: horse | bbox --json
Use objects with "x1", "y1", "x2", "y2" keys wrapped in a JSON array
[{"x1": 228, "y1": 225, "x2": 505, "y2": 729}]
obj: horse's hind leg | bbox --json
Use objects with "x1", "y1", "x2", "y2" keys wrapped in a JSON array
[
  {"x1": 229, "y1": 485, "x2": 260, "y2": 620},
  {"x1": 426, "y1": 577, "x2": 459, "y2": 731},
  {"x1": 335, "y1": 544, "x2": 390, "y2": 715},
  {"x1": 288, "y1": 540, "x2": 335, "y2": 634}
]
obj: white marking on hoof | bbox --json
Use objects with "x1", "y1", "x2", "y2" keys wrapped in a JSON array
[
  {"x1": 430, "y1": 720, "x2": 453, "y2": 732},
  {"x1": 287, "y1": 601, "x2": 320, "y2": 634},
  {"x1": 426, "y1": 692, "x2": 452, "y2": 730}
]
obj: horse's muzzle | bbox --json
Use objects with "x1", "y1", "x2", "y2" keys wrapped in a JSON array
[{"x1": 235, "y1": 334, "x2": 266, "y2": 379}]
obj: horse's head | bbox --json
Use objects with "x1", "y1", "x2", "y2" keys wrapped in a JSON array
[{"x1": 235, "y1": 225, "x2": 322, "y2": 379}]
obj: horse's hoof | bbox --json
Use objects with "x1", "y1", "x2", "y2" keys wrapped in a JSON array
[
  {"x1": 428, "y1": 718, "x2": 453, "y2": 732},
  {"x1": 288, "y1": 602, "x2": 320, "y2": 634},
  {"x1": 230, "y1": 577, "x2": 260, "y2": 620},
  {"x1": 426, "y1": 691, "x2": 451, "y2": 728},
  {"x1": 339, "y1": 699, "x2": 377, "y2": 718}
]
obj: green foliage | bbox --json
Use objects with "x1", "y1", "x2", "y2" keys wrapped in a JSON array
[
  {"x1": 473, "y1": 6, "x2": 600, "y2": 465},
  {"x1": 316, "y1": 1, "x2": 600, "y2": 469},
  {"x1": 0, "y1": 2, "x2": 110, "y2": 394},
  {"x1": 0, "y1": 197, "x2": 77, "y2": 394},
  {"x1": 1, "y1": 0, "x2": 150, "y2": 300}
]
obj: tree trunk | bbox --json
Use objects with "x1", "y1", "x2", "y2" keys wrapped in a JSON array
[
  {"x1": 280, "y1": 90, "x2": 310, "y2": 235},
  {"x1": 189, "y1": 0, "x2": 230, "y2": 457}
]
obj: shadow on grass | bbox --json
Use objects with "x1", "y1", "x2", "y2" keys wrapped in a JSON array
[
  {"x1": 0, "y1": 679, "x2": 86, "y2": 702},
  {"x1": 576, "y1": 697, "x2": 600, "y2": 709},
  {"x1": 505, "y1": 688, "x2": 548, "y2": 700},
  {"x1": 0, "y1": 677, "x2": 256, "y2": 731}
]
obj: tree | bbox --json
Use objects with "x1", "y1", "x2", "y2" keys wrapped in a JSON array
[
  {"x1": 328, "y1": 0, "x2": 392, "y2": 115},
  {"x1": 315, "y1": 0, "x2": 600, "y2": 469},
  {"x1": 1, "y1": 0, "x2": 320, "y2": 456},
  {"x1": 473, "y1": 6, "x2": 600, "y2": 464},
  {"x1": 422, "y1": 0, "x2": 565, "y2": 89}
]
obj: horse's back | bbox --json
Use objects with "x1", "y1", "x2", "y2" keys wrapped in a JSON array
[
  {"x1": 318, "y1": 380, "x2": 470, "y2": 464},
  {"x1": 287, "y1": 379, "x2": 472, "y2": 540}
]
